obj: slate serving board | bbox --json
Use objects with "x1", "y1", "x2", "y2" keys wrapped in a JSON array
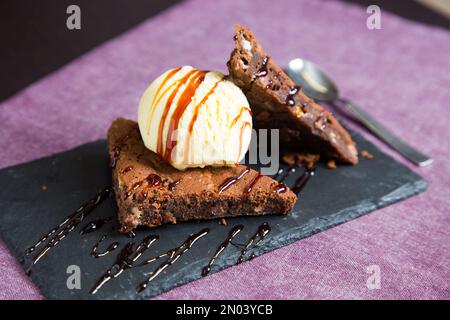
[{"x1": 0, "y1": 131, "x2": 427, "y2": 300}]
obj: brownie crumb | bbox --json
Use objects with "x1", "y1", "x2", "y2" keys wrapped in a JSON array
[
  {"x1": 360, "y1": 150, "x2": 374, "y2": 160},
  {"x1": 281, "y1": 153, "x2": 296, "y2": 166},
  {"x1": 255, "y1": 110, "x2": 271, "y2": 122},
  {"x1": 326, "y1": 160, "x2": 337, "y2": 170},
  {"x1": 282, "y1": 152, "x2": 320, "y2": 169},
  {"x1": 219, "y1": 218, "x2": 228, "y2": 226},
  {"x1": 41, "y1": 185, "x2": 48, "y2": 191}
]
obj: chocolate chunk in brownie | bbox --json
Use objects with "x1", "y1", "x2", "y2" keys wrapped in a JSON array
[
  {"x1": 228, "y1": 24, "x2": 358, "y2": 165},
  {"x1": 107, "y1": 118, "x2": 297, "y2": 231}
]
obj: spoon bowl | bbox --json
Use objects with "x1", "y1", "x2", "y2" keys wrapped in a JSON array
[
  {"x1": 286, "y1": 58, "x2": 338, "y2": 102},
  {"x1": 285, "y1": 58, "x2": 432, "y2": 167}
]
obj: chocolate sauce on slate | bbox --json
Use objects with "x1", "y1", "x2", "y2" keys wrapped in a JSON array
[
  {"x1": 137, "y1": 228, "x2": 210, "y2": 293},
  {"x1": 80, "y1": 216, "x2": 113, "y2": 235},
  {"x1": 90, "y1": 234, "x2": 159, "y2": 294},
  {"x1": 91, "y1": 235, "x2": 119, "y2": 258},
  {"x1": 278, "y1": 166, "x2": 296, "y2": 183},
  {"x1": 273, "y1": 168, "x2": 284, "y2": 180},
  {"x1": 25, "y1": 187, "x2": 112, "y2": 265},
  {"x1": 137, "y1": 252, "x2": 169, "y2": 267},
  {"x1": 202, "y1": 225, "x2": 244, "y2": 276},
  {"x1": 244, "y1": 173, "x2": 262, "y2": 195},
  {"x1": 292, "y1": 168, "x2": 315, "y2": 195},
  {"x1": 254, "y1": 56, "x2": 269, "y2": 79},
  {"x1": 237, "y1": 223, "x2": 271, "y2": 264},
  {"x1": 118, "y1": 225, "x2": 136, "y2": 238},
  {"x1": 218, "y1": 167, "x2": 250, "y2": 193},
  {"x1": 286, "y1": 86, "x2": 301, "y2": 106}
]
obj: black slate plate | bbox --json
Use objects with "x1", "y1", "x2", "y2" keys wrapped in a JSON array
[{"x1": 0, "y1": 132, "x2": 427, "y2": 300}]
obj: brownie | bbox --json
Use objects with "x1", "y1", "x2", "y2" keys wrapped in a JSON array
[
  {"x1": 227, "y1": 25, "x2": 358, "y2": 165},
  {"x1": 107, "y1": 118, "x2": 297, "y2": 231}
]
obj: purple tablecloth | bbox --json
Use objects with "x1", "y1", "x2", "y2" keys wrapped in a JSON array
[{"x1": 0, "y1": 0, "x2": 449, "y2": 299}]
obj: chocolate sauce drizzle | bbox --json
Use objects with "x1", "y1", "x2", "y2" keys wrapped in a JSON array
[
  {"x1": 90, "y1": 234, "x2": 159, "y2": 294},
  {"x1": 121, "y1": 166, "x2": 133, "y2": 174},
  {"x1": 110, "y1": 134, "x2": 130, "y2": 168},
  {"x1": 273, "y1": 168, "x2": 284, "y2": 180},
  {"x1": 25, "y1": 187, "x2": 112, "y2": 265},
  {"x1": 254, "y1": 56, "x2": 269, "y2": 79},
  {"x1": 237, "y1": 223, "x2": 271, "y2": 264},
  {"x1": 80, "y1": 216, "x2": 113, "y2": 235},
  {"x1": 119, "y1": 225, "x2": 137, "y2": 238},
  {"x1": 123, "y1": 173, "x2": 180, "y2": 202},
  {"x1": 137, "y1": 228, "x2": 210, "y2": 293},
  {"x1": 286, "y1": 86, "x2": 301, "y2": 106},
  {"x1": 218, "y1": 167, "x2": 250, "y2": 193},
  {"x1": 202, "y1": 225, "x2": 244, "y2": 276},
  {"x1": 168, "y1": 179, "x2": 180, "y2": 191},
  {"x1": 275, "y1": 183, "x2": 288, "y2": 194},
  {"x1": 278, "y1": 166, "x2": 296, "y2": 183},
  {"x1": 91, "y1": 235, "x2": 119, "y2": 258},
  {"x1": 292, "y1": 168, "x2": 315, "y2": 195},
  {"x1": 146, "y1": 173, "x2": 163, "y2": 187},
  {"x1": 244, "y1": 173, "x2": 262, "y2": 195}
]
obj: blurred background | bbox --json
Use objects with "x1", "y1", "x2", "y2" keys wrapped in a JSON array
[{"x1": 0, "y1": 0, "x2": 449, "y2": 103}]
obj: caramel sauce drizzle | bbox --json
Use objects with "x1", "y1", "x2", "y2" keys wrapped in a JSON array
[
  {"x1": 184, "y1": 77, "x2": 225, "y2": 162},
  {"x1": 163, "y1": 70, "x2": 207, "y2": 160},
  {"x1": 147, "y1": 67, "x2": 182, "y2": 134},
  {"x1": 156, "y1": 69, "x2": 198, "y2": 157},
  {"x1": 230, "y1": 106, "x2": 252, "y2": 129},
  {"x1": 238, "y1": 121, "x2": 252, "y2": 159}
]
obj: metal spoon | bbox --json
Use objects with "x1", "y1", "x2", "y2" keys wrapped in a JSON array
[{"x1": 285, "y1": 58, "x2": 433, "y2": 166}]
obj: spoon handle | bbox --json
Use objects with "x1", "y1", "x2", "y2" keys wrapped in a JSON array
[{"x1": 337, "y1": 98, "x2": 433, "y2": 166}]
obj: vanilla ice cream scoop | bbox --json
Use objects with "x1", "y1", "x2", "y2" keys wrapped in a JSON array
[{"x1": 138, "y1": 66, "x2": 252, "y2": 170}]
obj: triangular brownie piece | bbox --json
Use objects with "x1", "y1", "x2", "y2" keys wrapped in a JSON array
[
  {"x1": 228, "y1": 25, "x2": 358, "y2": 164},
  {"x1": 107, "y1": 118, "x2": 297, "y2": 231}
]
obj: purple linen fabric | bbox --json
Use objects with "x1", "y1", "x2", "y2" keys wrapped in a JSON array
[{"x1": 0, "y1": 0, "x2": 449, "y2": 299}]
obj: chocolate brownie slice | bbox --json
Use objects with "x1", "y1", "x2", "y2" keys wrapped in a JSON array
[
  {"x1": 228, "y1": 25, "x2": 358, "y2": 165},
  {"x1": 107, "y1": 118, "x2": 297, "y2": 231}
]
